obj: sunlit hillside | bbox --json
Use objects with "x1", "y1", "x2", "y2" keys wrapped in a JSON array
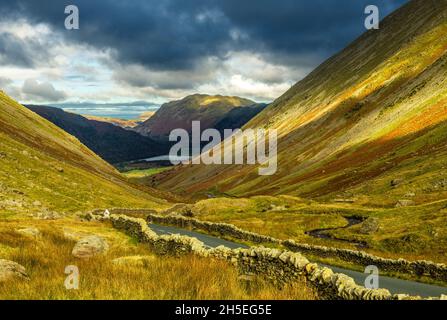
[
  {"x1": 157, "y1": 0, "x2": 447, "y2": 207},
  {"x1": 0, "y1": 91, "x2": 170, "y2": 217},
  {"x1": 135, "y1": 94, "x2": 258, "y2": 140}
]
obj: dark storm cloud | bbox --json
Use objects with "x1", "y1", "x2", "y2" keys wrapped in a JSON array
[
  {"x1": 0, "y1": 0, "x2": 408, "y2": 71},
  {"x1": 0, "y1": 33, "x2": 52, "y2": 67}
]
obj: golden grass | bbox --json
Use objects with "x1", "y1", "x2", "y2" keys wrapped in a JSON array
[{"x1": 0, "y1": 218, "x2": 316, "y2": 300}]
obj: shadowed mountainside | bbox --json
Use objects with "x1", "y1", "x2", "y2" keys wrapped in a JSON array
[{"x1": 27, "y1": 105, "x2": 169, "y2": 164}]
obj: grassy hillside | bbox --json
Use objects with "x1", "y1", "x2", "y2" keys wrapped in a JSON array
[
  {"x1": 134, "y1": 94, "x2": 258, "y2": 141},
  {"x1": 0, "y1": 218, "x2": 313, "y2": 299},
  {"x1": 0, "y1": 91, "x2": 170, "y2": 216},
  {"x1": 156, "y1": 0, "x2": 447, "y2": 207}
]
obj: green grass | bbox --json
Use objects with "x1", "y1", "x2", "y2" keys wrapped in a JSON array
[{"x1": 123, "y1": 167, "x2": 173, "y2": 179}]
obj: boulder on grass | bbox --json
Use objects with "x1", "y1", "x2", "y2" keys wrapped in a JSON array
[
  {"x1": 359, "y1": 218, "x2": 380, "y2": 235},
  {"x1": 112, "y1": 255, "x2": 155, "y2": 267},
  {"x1": 17, "y1": 227, "x2": 40, "y2": 238},
  {"x1": 0, "y1": 259, "x2": 29, "y2": 282},
  {"x1": 72, "y1": 236, "x2": 109, "y2": 259},
  {"x1": 395, "y1": 200, "x2": 415, "y2": 208}
]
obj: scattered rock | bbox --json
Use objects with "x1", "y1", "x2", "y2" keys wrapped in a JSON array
[
  {"x1": 269, "y1": 204, "x2": 287, "y2": 211},
  {"x1": 112, "y1": 255, "x2": 155, "y2": 267},
  {"x1": 333, "y1": 198, "x2": 355, "y2": 203},
  {"x1": 34, "y1": 210, "x2": 61, "y2": 220},
  {"x1": 395, "y1": 200, "x2": 415, "y2": 208},
  {"x1": 1, "y1": 199, "x2": 24, "y2": 208},
  {"x1": 0, "y1": 259, "x2": 29, "y2": 282},
  {"x1": 391, "y1": 179, "x2": 403, "y2": 187},
  {"x1": 32, "y1": 201, "x2": 42, "y2": 207},
  {"x1": 72, "y1": 236, "x2": 109, "y2": 259},
  {"x1": 238, "y1": 274, "x2": 256, "y2": 282},
  {"x1": 359, "y1": 218, "x2": 380, "y2": 235},
  {"x1": 17, "y1": 227, "x2": 40, "y2": 238}
]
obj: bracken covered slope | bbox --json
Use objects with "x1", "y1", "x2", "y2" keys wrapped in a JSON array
[
  {"x1": 0, "y1": 92, "x2": 170, "y2": 216},
  {"x1": 156, "y1": 0, "x2": 447, "y2": 207}
]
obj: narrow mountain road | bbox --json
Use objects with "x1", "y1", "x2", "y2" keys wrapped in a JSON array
[{"x1": 149, "y1": 223, "x2": 447, "y2": 298}]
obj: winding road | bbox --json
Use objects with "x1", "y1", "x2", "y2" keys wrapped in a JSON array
[{"x1": 150, "y1": 223, "x2": 447, "y2": 298}]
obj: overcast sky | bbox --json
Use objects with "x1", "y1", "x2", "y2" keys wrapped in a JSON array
[{"x1": 0, "y1": 0, "x2": 408, "y2": 115}]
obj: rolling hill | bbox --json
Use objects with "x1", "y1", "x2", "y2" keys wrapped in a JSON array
[
  {"x1": 0, "y1": 91, "x2": 170, "y2": 216},
  {"x1": 27, "y1": 105, "x2": 169, "y2": 164},
  {"x1": 134, "y1": 94, "x2": 262, "y2": 141},
  {"x1": 155, "y1": 0, "x2": 447, "y2": 207}
]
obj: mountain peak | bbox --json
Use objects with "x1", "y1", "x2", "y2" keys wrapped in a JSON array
[{"x1": 134, "y1": 94, "x2": 259, "y2": 140}]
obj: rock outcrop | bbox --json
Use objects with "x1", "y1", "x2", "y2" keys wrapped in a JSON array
[
  {"x1": 72, "y1": 235, "x2": 109, "y2": 259},
  {"x1": 0, "y1": 260, "x2": 29, "y2": 282},
  {"x1": 17, "y1": 227, "x2": 41, "y2": 238}
]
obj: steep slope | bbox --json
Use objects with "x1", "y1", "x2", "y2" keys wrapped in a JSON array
[
  {"x1": 0, "y1": 92, "x2": 170, "y2": 216},
  {"x1": 156, "y1": 0, "x2": 447, "y2": 206},
  {"x1": 27, "y1": 105, "x2": 169, "y2": 164},
  {"x1": 213, "y1": 104, "x2": 268, "y2": 135},
  {"x1": 134, "y1": 94, "x2": 259, "y2": 141}
]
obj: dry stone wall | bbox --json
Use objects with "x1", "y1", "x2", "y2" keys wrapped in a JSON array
[
  {"x1": 87, "y1": 209, "x2": 447, "y2": 299},
  {"x1": 147, "y1": 213, "x2": 280, "y2": 244},
  {"x1": 282, "y1": 241, "x2": 447, "y2": 282},
  {"x1": 87, "y1": 211, "x2": 426, "y2": 300}
]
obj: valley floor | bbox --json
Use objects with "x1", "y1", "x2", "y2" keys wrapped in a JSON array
[{"x1": 185, "y1": 196, "x2": 447, "y2": 265}]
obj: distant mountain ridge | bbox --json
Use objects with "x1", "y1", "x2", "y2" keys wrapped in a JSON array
[
  {"x1": 134, "y1": 94, "x2": 265, "y2": 141},
  {"x1": 27, "y1": 105, "x2": 169, "y2": 164},
  {"x1": 51, "y1": 101, "x2": 159, "y2": 120}
]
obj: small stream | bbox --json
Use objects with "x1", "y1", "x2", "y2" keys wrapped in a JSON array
[{"x1": 305, "y1": 216, "x2": 368, "y2": 249}]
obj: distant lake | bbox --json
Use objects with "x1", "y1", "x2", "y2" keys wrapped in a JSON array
[{"x1": 132, "y1": 155, "x2": 191, "y2": 163}]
